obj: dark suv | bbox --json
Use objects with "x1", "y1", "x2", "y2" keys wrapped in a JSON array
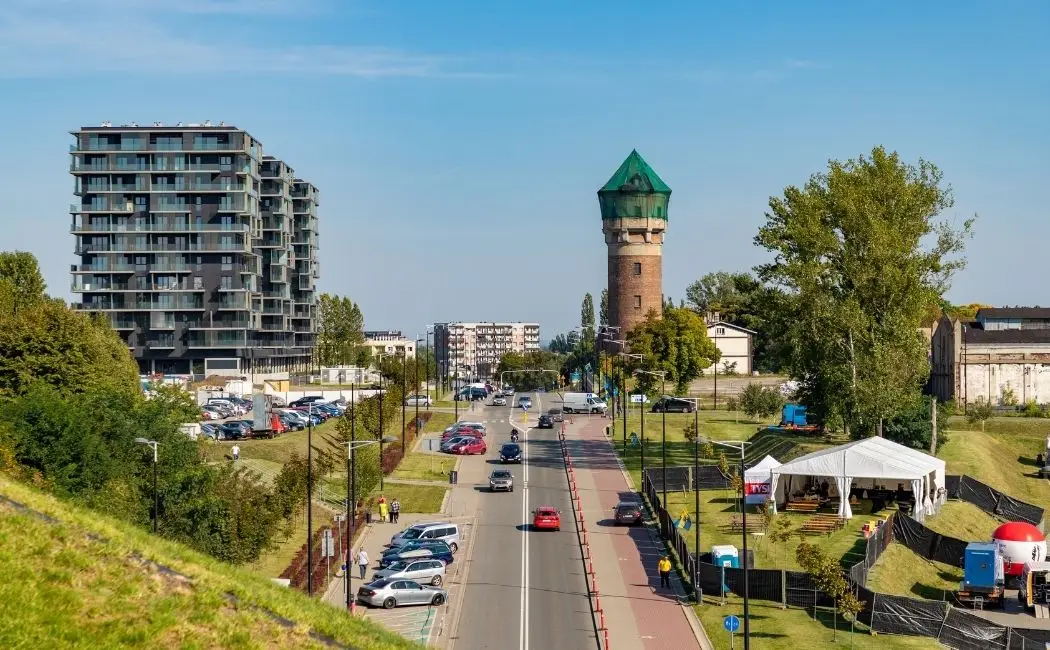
[
  {"x1": 537, "y1": 414, "x2": 553, "y2": 429},
  {"x1": 652, "y1": 396, "x2": 695, "y2": 413},
  {"x1": 613, "y1": 501, "x2": 643, "y2": 526}
]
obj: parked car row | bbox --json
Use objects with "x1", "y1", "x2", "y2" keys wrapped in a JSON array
[
  {"x1": 357, "y1": 522, "x2": 464, "y2": 610},
  {"x1": 439, "y1": 422, "x2": 487, "y2": 455}
]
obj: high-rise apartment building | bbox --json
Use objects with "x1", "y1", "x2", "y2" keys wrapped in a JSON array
[
  {"x1": 434, "y1": 322, "x2": 541, "y2": 380},
  {"x1": 68, "y1": 122, "x2": 319, "y2": 376}
]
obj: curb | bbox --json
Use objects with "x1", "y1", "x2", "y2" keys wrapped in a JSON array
[
  {"x1": 682, "y1": 602, "x2": 716, "y2": 650},
  {"x1": 560, "y1": 427, "x2": 605, "y2": 650}
]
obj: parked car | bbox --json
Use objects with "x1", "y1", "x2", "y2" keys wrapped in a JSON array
[
  {"x1": 380, "y1": 540, "x2": 454, "y2": 566},
  {"x1": 488, "y1": 470, "x2": 514, "y2": 492},
  {"x1": 200, "y1": 423, "x2": 218, "y2": 439},
  {"x1": 492, "y1": 395, "x2": 507, "y2": 407},
  {"x1": 390, "y1": 523, "x2": 461, "y2": 553},
  {"x1": 405, "y1": 394, "x2": 433, "y2": 407},
  {"x1": 532, "y1": 506, "x2": 561, "y2": 531},
  {"x1": 277, "y1": 414, "x2": 303, "y2": 431},
  {"x1": 373, "y1": 558, "x2": 446, "y2": 586},
  {"x1": 537, "y1": 414, "x2": 553, "y2": 429},
  {"x1": 357, "y1": 579, "x2": 447, "y2": 609},
  {"x1": 200, "y1": 407, "x2": 221, "y2": 421},
  {"x1": 451, "y1": 437, "x2": 486, "y2": 455},
  {"x1": 218, "y1": 421, "x2": 250, "y2": 440},
  {"x1": 612, "y1": 501, "x2": 643, "y2": 526},
  {"x1": 440, "y1": 436, "x2": 479, "y2": 453},
  {"x1": 499, "y1": 443, "x2": 522, "y2": 463},
  {"x1": 652, "y1": 396, "x2": 695, "y2": 413},
  {"x1": 290, "y1": 396, "x2": 325, "y2": 408}
]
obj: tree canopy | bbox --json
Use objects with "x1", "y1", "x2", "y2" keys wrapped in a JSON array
[
  {"x1": 755, "y1": 146, "x2": 973, "y2": 436},
  {"x1": 625, "y1": 306, "x2": 719, "y2": 394},
  {"x1": 315, "y1": 294, "x2": 367, "y2": 366},
  {"x1": 496, "y1": 350, "x2": 564, "y2": 391},
  {"x1": 580, "y1": 293, "x2": 596, "y2": 344}
]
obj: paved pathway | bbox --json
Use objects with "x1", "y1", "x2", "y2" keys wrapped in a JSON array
[{"x1": 567, "y1": 416, "x2": 707, "y2": 650}]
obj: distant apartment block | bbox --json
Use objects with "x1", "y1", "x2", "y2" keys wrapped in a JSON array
[
  {"x1": 363, "y1": 330, "x2": 416, "y2": 359},
  {"x1": 69, "y1": 122, "x2": 319, "y2": 376},
  {"x1": 434, "y1": 322, "x2": 541, "y2": 380}
]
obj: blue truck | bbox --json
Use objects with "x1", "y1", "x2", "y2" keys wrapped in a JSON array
[
  {"x1": 768, "y1": 404, "x2": 821, "y2": 433},
  {"x1": 955, "y1": 542, "x2": 1005, "y2": 608}
]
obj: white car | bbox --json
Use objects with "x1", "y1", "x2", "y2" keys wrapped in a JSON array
[
  {"x1": 405, "y1": 394, "x2": 433, "y2": 407},
  {"x1": 492, "y1": 396, "x2": 507, "y2": 406}
]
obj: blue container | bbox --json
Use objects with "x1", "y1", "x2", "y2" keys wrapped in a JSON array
[
  {"x1": 712, "y1": 545, "x2": 740, "y2": 569},
  {"x1": 963, "y1": 542, "x2": 999, "y2": 589},
  {"x1": 782, "y1": 404, "x2": 808, "y2": 426}
]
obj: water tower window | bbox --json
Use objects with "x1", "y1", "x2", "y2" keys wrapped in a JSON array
[
  {"x1": 633, "y1": 262, "x2": 641, "y2": 276},
  {"x1": 634, "y1": 295, "x2": 642, "y2": 309}
]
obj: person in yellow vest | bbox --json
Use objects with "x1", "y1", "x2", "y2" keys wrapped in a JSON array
[
  {"x1": 378, "y1": 496, "x2": 389, "y2": 523},
  {"x1": 658, "y1": 555, "x2": 672, "y2": 589}
]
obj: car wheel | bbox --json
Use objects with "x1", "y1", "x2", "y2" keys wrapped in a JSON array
[
  {"x1": 431, "y1": 575, "x2": 443, "y2": 586},
  {"x1": 432, "y1": 594, "x2": 446, "y2": 606},
  {"x1": 449, "y1": 542, "x2": 459, "y2": 553},
  {"x1": 383, "y1": 597, "x2": 396, "y2": 609}
]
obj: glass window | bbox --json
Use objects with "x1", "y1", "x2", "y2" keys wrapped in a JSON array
[
  {"x1": 221, "y1": 256, "x2": 232, "y2": 271},
  {"x1": 634, "y1": 295, "x2": 642, "y2": 308},
  {"x1": 633, "y1": 262, "x2": 641, "y2": 275},
  {"x1": 220, "y1": 276, "x2": 233, "y2": 290}
]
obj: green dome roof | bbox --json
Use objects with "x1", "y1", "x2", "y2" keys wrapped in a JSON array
[{"x1": 598, "y1": 150, "x2": 671, "y2": 195}]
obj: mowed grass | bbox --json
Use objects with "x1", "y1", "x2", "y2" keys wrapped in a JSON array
[
  {"x1": 246, "y1": 503, "x2": 337, "y2": 580},
  {"x1": 390, "y1": 452, "x2": 456, "y2": 482},
  {"x1": 696, "y1": 597, "x2": 940, "y2": 649},
  {"x1": 939, "y1": 415, "x2": 1050, "y2": 506},
  {"x1": 0, "y1": 475, "x2": 419, "y2": 650},
  {"x1": 421, "y1": 411, "x2": 457, "y2": 434},
  {"x1": 380, "y1": 484, "x2": 447, "y2": 514},
  {"x1": 866, "y1": 544, "x2": 963, "y2": 600}
]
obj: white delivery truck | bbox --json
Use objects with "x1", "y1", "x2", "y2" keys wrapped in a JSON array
[{"x1": 561, "y1": 392, "x2": 608, "y2": 414}]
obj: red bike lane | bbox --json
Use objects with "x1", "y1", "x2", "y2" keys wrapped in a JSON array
[{"x1": 566, "y1": 416, "x2": 702, "y2": 650}]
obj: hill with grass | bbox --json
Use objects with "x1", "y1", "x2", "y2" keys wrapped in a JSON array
[{"x1": 0, "y1": 474, "x2": 420, "y2": 650}]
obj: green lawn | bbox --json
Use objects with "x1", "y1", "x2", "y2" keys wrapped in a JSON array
[
  {"x1": 696, "y1": 597, "x2": 940, "y2": 649},
  {"x1": 939, "y1": 416, "x2": 1050, "y2": 506},
  {"x1": 866, "y1": 543, "x2": 962, "y2": 600},
  {"x1": 390, "y1": 452, "x2": 456, "y2": 482},
  {"x1": 247, "y1": 503, "x2": 337, "y2": 580},
  {"x1": 202, "y1": 419, "x2": 341, "y2": 465},
  {"x1": 422, "y1": 411, "x2": 457, "y2": 433},
  {"x1": 381, "y1": 484, "x2": 447, "y2": 513},
  {"x1": 0, "y1": 475, "x2": 419, "y2": 650}
]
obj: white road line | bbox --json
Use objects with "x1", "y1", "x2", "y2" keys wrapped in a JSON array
[{"x1": 517, "y1": 392, "x2": 540, "y2": 650}]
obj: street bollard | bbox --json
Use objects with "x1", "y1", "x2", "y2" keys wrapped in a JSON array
[
  {"x1": 595, "y1": 594, "x2": 601, "y2": 613},
  {"x1": 604, "y1": 629, "x2": 610, "y2": 649},
  {"x1": 588, "y1": 560, "x2": 594, "y2": 575},
  {"x1": 599, "y1": 609, "x2": 605, "y2": 631}
]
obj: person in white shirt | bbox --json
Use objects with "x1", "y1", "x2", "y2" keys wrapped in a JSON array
[
  {"x1": 357, "y1": 548, "x2": 369, "y2": 579},
  {"x1": 231, "y1": 445, "x2": 240, "y2": 461}
]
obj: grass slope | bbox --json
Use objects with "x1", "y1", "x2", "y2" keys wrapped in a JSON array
[{"x1": 0, "y1": 475, "x2": 419, "y2": 650}]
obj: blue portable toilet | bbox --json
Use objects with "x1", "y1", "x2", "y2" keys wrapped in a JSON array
[
  {"x1": 711, "y1": 544, "x2": 740, "y2": 569},
  {"x1": 963, "y1": 542, "x2": 1003, "y2": 590}
]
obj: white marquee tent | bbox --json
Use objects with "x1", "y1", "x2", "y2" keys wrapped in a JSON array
[
  {"x1": 769, "y1": 438, "x2": 946, "y2": 520},
  {"x1": 743, "y1": 455, "x2": 784, "y2": 505}
]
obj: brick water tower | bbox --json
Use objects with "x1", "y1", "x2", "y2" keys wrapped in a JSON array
[{"x1": 598, "y1": 149, "x2": 671, "y2": 335}]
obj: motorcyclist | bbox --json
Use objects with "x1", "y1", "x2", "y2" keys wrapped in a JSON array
[{"x1": 510, "y1": 428, "x2": 519, "y2": 442}]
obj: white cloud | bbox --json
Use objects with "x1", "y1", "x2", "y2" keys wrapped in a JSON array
[{"x1": 0, "y1": 0, "x2": 482, "y2": 78}]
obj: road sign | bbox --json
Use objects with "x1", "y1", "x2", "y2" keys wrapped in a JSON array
[
  {"x1": 723, "y1": 615, "x2": 740, "y2": 633},
  {"x1": 571, "y1": 371, "x2": 581, "y2": 383},
  {"x1": 321, "y1": 529, "x2": 335, "y2": 558}
]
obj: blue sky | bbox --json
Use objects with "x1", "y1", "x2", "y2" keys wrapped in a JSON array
[{"x1": 1, "y1": 0, "x2": 1047, "y2": 340}]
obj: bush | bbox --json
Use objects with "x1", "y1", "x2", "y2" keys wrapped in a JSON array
[
  {"x1": 1022, "y1": 400, "x2": 1048, "y2": 418},
  {"x1": 1001, "y1": 386, "x2": 1019, "y2": 407},
  {"x1": 724, "y1": 396, "x2": 740, "y2": 412},
  {"x1": 740, "y1": 383, "x2": 784, "y2": 420}
]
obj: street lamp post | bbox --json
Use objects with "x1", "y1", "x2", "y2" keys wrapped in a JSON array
[
  {"x1": 714, "y1": 440, "x2": 752, "y2": 649},
  {"x1": 693, "y1": 407, "x2": 700, "y2": 601},
  {"x1": 134, "y1": 438, "x2": 159, "y2": 533},
  {"x1": 307, "y1": 400, "x2": 314, "y2": 595},
  {"x1": 379, "y1": 365, "x2": 385, "y2": 491},
  {"x1": 346, "y1": 382, "x2": 355, "y2": 612},
  {"x1": 619, "y1": 352, "x2": 642, "y2": 458},
  {"x1": 344, "y1": 431, "x2": 397, "y2": 612},
  {"x1": 415, "y1": 336, "x2": 423, "y2": 445},
  {"x1": 635, "y1": 369, "x2": 667, "y2": 506},
  {"x1": 401, "y1": 346, "x2": 407, "y2": 454},
  {"x1": 426, "y1": 329, "x2": 432, "y2": 413}
]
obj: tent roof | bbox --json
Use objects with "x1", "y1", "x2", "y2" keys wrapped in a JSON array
[
  {"x1": 745, "y1": 455, "x2": 781, "y2": 474},
  {"x1": 770, "y1": 437, "x2": 944, "y2": 481}
]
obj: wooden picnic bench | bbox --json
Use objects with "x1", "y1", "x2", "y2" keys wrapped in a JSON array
[
  {"x1": 785, "y1": 500, "x2": 820, "y2": 513},
  {"x1": 799, "y1": 514, "x2": 845, "y2": 536},
  {"x1": 726, "y1": 515, "x2": 767, "y2": 533}
]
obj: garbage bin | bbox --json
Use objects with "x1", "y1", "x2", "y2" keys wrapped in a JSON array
[{"x1": 449, "y1": 470, "x2": 458, "y2": 485}]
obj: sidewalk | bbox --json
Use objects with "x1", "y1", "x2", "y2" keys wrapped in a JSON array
[{"x1": 566, "y1": 416, "x2": 707, "y2": 650}]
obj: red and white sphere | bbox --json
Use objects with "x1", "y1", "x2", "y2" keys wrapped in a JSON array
[{"x1": 993, "y1": 522, "x2": 1047, "y2": 576}]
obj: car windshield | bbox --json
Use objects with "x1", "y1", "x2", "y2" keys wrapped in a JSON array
[
  {"x1": 617, "y1": 504, "x2": 637, "y2": 513},
  {"x1": 501, "y1": 444, "x2": 520, "y2": 454},
  {"x1": 385, "y1": 561, "x2": 407, "y2": 570},
  {"x1": 402, "y1": 528, "x2": 423, "y2": 540},
  {"x1": 491, "y1": 471, "x2": 512, "y2": 479}
]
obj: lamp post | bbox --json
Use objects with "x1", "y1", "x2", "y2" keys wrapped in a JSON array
[
  {"x1": 693, "y1": 407, "x2": 700, "y2": 601},
  {"x1": 401, "y1": 345, "x2": 407, "y2": 454},
  {"x1": 636, "y1": 369, "x2": 667, "y2": 507},
  {"x1": 134, "y1": 438, "x2": 159, "y2": 533},
  {"x1": 415, "y1": 336, "x2": 423, "y2": 444},
  {"x1": 425, "y1": 328, "x2": 432, "y2": 413},
  {"x1": 307, "y1": 400, "x2": 315, "y2": 595},
  {"x1": 374, "y1": 353, "x2": 392, "y2": 491},
  {"x1": 714, "y1": 439, "x2": 752, "y2": 649},
  {"x1": 620, "y1": 352, "x2": 642, "y2": 458},
  {"x1": 344, "y1": 430, "x2": 396, "y2": 612}
]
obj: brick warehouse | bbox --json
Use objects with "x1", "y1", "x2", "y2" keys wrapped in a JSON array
[{"x1": 599, "y1": 150, "x2": 670, "y2": 335}]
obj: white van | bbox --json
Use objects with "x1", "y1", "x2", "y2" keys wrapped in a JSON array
[{"x1": 561, "y1": 392, "x2": 607, "y2": 414}]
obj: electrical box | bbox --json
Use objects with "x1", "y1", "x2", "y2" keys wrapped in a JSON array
[{"x1": 963, "y1": 542, "x2": 1002, "y2": 590}]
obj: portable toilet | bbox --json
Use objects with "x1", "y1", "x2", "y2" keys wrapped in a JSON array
[
  {"x1": 711, "y1": 545, "x2": 740, "y2": 569},
  {"x1": 963, "y1": 542, "x2": 1003, "y2": 590}
]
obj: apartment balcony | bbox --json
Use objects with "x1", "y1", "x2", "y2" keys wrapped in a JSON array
[
  {"x1": 186, "y1": 332, "x2": 249, "y2": 348},
  {"x1": 71, "y1": 222, "x2": 250, "y2": 234},
  {"x1": 145, "y1": 336, "x2": 176, "y2": 349},
  {"x1": 72, "y1": 200, "x2": 135, "y2": 214},
  {"x1": 71, "y1": 262, "x2": 135, "y2": 274},
  {"x1": 187, "y1": 320, "x2": 251, "y2": 330}
]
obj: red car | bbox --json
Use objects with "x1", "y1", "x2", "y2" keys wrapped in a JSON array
[
  {"x1": 451, "y1": 437, "x2": 487, "y2": 455},
  {"x1": 533, "y1": 506, "x2": 561, "y2": 531},
  {"x1": 442, "y1": 428, "x2": 481, "y2": 441}
]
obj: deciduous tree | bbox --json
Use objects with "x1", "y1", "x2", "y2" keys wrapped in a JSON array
[
  {"x1": 581, "y1": 293, "x2": 596, "y2": 344},
  {"x1": 755, "y1": 146, "x2": 973, "y2": 436},
  {"x1": 315, "y1": 294, "x2": 367, "y2": 366},
  {"x1": 625, "y1": 306, "x2": 719, "y2": 394}
]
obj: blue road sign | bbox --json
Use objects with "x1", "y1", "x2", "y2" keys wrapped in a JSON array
[
  {"x1": 723, "y1": 615, "x2": 740, "y2": 633},
  {"x1": 571, "y1": 372, "x2": 581, "y2": 383}
]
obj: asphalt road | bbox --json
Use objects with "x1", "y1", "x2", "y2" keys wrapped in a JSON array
[{"x1": 453, "y1": 393, "x2": 597, "y2": 650}]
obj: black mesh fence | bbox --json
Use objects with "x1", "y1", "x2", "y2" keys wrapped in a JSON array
[
  {"x1": 956, "y1": 475, "x2": 1045, "y2": 526},
  {"x1": 648, "y1": 466, "x2": 690, "y2": 492},
  {"x1": 848, "y1": 513, "x2": 894, "y2": 587},
  {"x1": 1010, "y1": 627, "x2": 1050, "y2": 649},
  {"x1": 892, "y1": 512, "x2": 967, "y2": 567},
  {"x1": 693, "y1": 465, "x2": 730, "y2": 490},
  {"x1": 868, "y1": 593, "x2": 948, "y2": 637},
  {"x1": 938, "y1": 607, "x2": 1009, "y2": 650}
]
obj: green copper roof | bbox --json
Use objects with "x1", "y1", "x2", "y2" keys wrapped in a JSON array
[{"x1": 598, "y1": 150, "x2": 671, "y2": 195}]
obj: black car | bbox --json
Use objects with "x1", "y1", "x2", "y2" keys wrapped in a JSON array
[
  {"x1": 537, "y1": 414, "x2": 553, "y2": 429},
  {"x1": 219, "y1": 421, "x2": 251, "y2": 440},
  {"x1": 290, "y1": 395, "x2": 325, "y2": 408},
  {"x1": 613, "y1": 501, "x2": 643, "y2": 526},
  {"x1": 652, "y1": 396, "x2": 695, "y2": 413},
  {"x1": 499, "y1": 443, "x2": 522, "y2": 463}
]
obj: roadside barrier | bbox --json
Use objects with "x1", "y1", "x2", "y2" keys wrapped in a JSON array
[{"x1": 560, "y1": 444, "x2": 603, "y2": 649}]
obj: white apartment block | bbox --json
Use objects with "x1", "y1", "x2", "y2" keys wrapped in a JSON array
[
  {"x1": 363, "y1": 330, "x2": 416, "y2": 359},
  {"x1": 435, "y1": 322, "x2": 541, "y2": 379}
]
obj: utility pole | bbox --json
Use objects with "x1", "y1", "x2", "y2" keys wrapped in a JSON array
[{"x1": 929, "y1": 396, "x2": 938, "y2": 454}]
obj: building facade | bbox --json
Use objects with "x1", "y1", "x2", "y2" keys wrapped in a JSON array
[
  {"x1": 930, "y1": 308, "x2": 1050, "y2": 405},
  {"x1": 599, "y1": 150, "x2": 670, "y2": 336},
  {"x1": 707, "y1": 321, "x2": 754, "y2": 376},
  {"x1": 434, "y1": 322, "x2": 541, "y2": 380},
  {"x1": 363, "y1": 330, "x2": 416, "y2": 359},
  {"x1": 69, "y1": 123, "x2": 318, "y2": 377}
]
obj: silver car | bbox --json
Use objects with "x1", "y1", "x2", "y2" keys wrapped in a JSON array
[
  {"x1": 492, "y1": 396, "x2": 507, "y2": 406},
  {"x1": 373, "y1": 558, "x2": 446, "y2": 586},
  {"x1": 358, "y1": 578, "x2": 448, "y2": 609},
  {"x1": 489, "y1": 470, "x2": 514, "y2": 492}
]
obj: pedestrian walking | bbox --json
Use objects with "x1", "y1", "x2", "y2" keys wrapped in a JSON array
[
  {"x1": 378, "y1": 498, "x2": 389, "y2": 523},
  {"x1": 658, "y1": 554, "x2": 672, "y2": 589},
  {"x1": 357, "y1": 548, "x2": 369, "y2": 580},
  {"x1": 231, "y1": 444, "x2": 240, "y2": 461},
  {"x1": 390, "y1": 498, "x2": 400, "y2": 524}
]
